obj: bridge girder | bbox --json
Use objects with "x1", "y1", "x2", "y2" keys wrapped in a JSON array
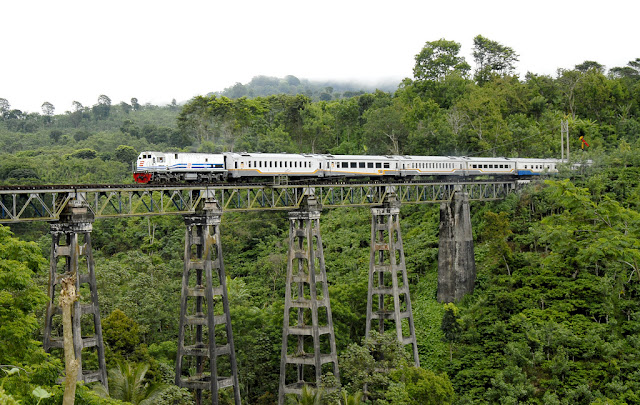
[{"x1": 0, "y1": 181, "x2": 519, "y2": 223}]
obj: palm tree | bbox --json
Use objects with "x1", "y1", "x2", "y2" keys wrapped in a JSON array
[
  {"x1": 340, "y1": 390, "x2": 363, "y2": 405},
  {"x1": 288, "y1": 385, "x2": 322, "y2": 405},
  {"x1": 94, "y1": 360, "x2": 167, "y2": 404}
]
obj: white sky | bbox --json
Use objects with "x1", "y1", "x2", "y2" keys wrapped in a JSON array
[{"x1": 2, "y1": 0, "x2": 638, "y2": 113}]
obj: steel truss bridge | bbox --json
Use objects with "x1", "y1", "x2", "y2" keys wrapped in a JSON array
[{"x1": 0, "y1": 180, "x2": 522, "y2": 223}]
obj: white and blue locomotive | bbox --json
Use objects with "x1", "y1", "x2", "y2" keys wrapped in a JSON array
[{"x1": 133, "y1": 151, "x2": 562, "y2": 183}]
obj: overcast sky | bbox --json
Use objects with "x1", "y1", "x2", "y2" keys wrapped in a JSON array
[{"x1": 2, "y1": 0, "x2": 638, "y2": 113}]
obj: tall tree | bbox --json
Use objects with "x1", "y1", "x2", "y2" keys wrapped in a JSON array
[
  {"x1": 362, "y1": 99, "x2": 408, "y2": 155},
  {"x1": 131, "y1": 97, "x2": 141, "y2": 111},
  {"x1": 472, "y1": 35, "x2": 519, "y2": 84},
  {"x1": 41, "y1": 101, "x2": 55, "y2": 125},
  {"x1": 93, "y1": 94, "x2": 112, "y2": 119},
  {"x1": 413, "y1": 38, "x2": 470, "y2": 82},
  {"x1": 0, "y1": 98, "x2": 10, "y2": 118},
  {"x1": 41, "y1": 101, "x2": 55, "y2": 116},
  {"x1": 575, "y1": 60, "x2": 604, "y2": 73}
]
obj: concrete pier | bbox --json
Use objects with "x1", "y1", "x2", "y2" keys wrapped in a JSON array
[{"x1": 437, "y1": 191, "x2": 476, "y2": 302}]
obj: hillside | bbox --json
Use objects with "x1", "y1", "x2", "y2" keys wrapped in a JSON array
[
  {"x1": 0, "y1": 37, "x2": 639, "y2": 404},
  {"x1": 214, "y1": 74, "x2": 400, "y2": 101}
]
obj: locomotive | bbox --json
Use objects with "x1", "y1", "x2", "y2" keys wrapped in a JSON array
[{"x1": 133, "y1": 151, "x2": 564, "y2": 184}]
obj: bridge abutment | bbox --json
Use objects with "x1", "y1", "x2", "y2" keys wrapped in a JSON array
[
  {"x1": 437, "y1": 190, "x2": 476, "y2": 302},
  {"x1": 176, "y1": 197, "x2": 241, "y2": 405},
  {"x1": 43, "y1": 199, "x2": 108, "y2": 390},
  {"x1": 279, "y1": 195, "x2": 340, "y2": 405}
]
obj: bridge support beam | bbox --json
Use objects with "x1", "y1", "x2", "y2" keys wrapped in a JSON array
[
  {"x1": 365, "y1": 193, "x2": 420, "y2": 366},
  {"x1": 176, "y1": 197, "x2": 241, "y2": 405},
  {"x1": 437, "y1": 190, "x2": 476, "y2": 302},
  {"x1": 279, "y1": 195, "x2": 339, "y2": 405},
  {"x1": 43, "y1": 199, "x2": 108, "y2": 390}
]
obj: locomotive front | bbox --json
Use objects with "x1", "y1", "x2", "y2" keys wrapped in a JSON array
[{"x1": 133, "y1": 151, "x2": 167, "y2": 183}]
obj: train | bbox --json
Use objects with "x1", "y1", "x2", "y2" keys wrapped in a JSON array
[{"x1": 132, "y1": 151, "x2": 565, "y2": 184}]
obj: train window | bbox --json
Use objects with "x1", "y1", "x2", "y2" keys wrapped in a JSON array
[
  {"x1": 384, "y1": 163, "x2": 390, "y2": 169},
  {"x1": 472, "y1": 164, "x2": 477, "y2": 168},
  {"x1": 235, "y1": 162, "x2": 238, "y2": 169},
  {"x1": 175, "y1": 154, "x2": 178, "y2": 159},
  {"x1": 351, "y1": 162, "x2": 357, "y2": 168},
  {"x1": 359, "y1": 162, "x2": 365, "y2": 168},
  {"x1": 376, "y1": 163, "x2": 381, "y2": 168},
  {"x1": 248, "y1": 161, "x2": 252, "y2": 168},
  {"x1": 367, "y1": 162, "x2": 373, "y2": 168}
]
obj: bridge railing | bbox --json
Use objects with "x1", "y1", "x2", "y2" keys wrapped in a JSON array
[{"x1": 0, "y1": 181, "x2": 518, "y2": 223}]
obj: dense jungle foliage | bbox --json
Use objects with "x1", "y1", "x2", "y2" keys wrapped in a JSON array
[{"x1": 1, "y1": 35, "x2": 640, "y2": 404}]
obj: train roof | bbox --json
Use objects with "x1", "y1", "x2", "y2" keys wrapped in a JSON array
[{"x1": 225, "y1": 152, "x2": 323, "y2": 158}]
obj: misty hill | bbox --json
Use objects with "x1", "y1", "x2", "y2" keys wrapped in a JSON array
[{"x1": 212, "y1": 75, "x2": 400, "y2": 101}]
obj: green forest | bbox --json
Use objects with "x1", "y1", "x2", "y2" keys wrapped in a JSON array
[{"x1": 1, "y1": 35, "x2": 640, "y2": 404}]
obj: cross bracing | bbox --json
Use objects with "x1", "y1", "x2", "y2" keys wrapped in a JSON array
[{"x1": 0, "y1": 180, "x2": 519, "y2": 223}]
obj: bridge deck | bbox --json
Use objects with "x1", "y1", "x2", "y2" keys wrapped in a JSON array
[{"x1": 0, "y1": 180, "x2": 520, "y2": 223}]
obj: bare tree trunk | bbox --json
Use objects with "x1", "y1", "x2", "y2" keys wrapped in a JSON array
[{"x1": 61, "y1": 275, "x2": 79, "y2": 405}]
